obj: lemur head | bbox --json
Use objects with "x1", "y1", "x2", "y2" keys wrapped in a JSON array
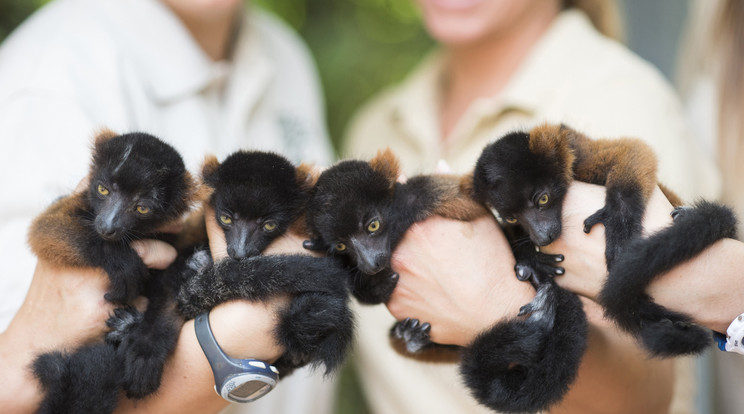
[
  {"x1": 88, "y1": 130, "x2": 195, "y2": 241},
  {"x1": 201, "y1": 151, "x2": 313, "y2": 259},
  {"x1": 305, "y1": 149, "x2": 400, "y2": 275},
  {"x1": 473, "y1": 124, "x2": 574, "y2": 246}
]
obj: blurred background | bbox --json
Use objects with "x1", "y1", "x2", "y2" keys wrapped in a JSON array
[
  {"x1": 0, "y1": 1, "x2": 706, "y2": 413},
  {"x1": 0, "y1": 0, "x2": 691, "y2": 153}
]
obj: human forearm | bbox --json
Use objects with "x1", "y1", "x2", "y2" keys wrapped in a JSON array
[
  {"x1": 547, "y1": 182, "x2": 744, "y2": 332},
  {"x1": 115, "y1": 299, "x2": 286, "y2": 414}
]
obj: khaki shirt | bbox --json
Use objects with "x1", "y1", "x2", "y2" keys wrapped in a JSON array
[{"x1": 344, "y1": 10, "x2": 713, "y2": 414}]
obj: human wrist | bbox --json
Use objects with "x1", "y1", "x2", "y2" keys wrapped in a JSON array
[{"x1": 207, "y1": 299, "x2": 285, "y2": 362}]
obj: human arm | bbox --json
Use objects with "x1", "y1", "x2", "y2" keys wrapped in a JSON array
[
  {"x1": 545, "y1": 181, "x2": 744, "y2": 334},
  {"x1": 386, "y1": 210, "x2": 676, "y2": 413}
]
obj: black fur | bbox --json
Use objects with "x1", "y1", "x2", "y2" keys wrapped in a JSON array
[
  {"x1": 175, "y1": 151, "x2": 355, "y2": 377},
  {"x1": 202, "y1": 151, "x2": 310, "y2": 259},
  {"x1": 177, "y1": 254, "x2": 354, "y2": 375},
  {"x1": 305, "y1": 157, "x2": 479, "y2": 305},
  {"x1": 470, "y1": 130, "x2": 589, "y2": 412},
  {"x1": 460, "y1": 274, "x2": 587, "y2": 413},
  {"x1": 599, "y1": 201, "x2": 738, "y2": 356},
  {"x1": 30, "y1": 131, "x2": 196, "y2": 413}
]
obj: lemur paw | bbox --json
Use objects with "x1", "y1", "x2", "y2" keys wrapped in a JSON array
[
  {"x1": 671, "y1": 206, "x2": 692, "y2": 222},
  {"x1": 583, "y1": 207, "x2": 609, "y2": 233},
  {"x1": 105, "y1": 306, "x2": 143, "y2": 346},
  {"x1": 392, "y1": 318, "x2": 432, "y2": 353},
  {"x1": 186, "y1": 249, "x2": 212, "y2": 272}
]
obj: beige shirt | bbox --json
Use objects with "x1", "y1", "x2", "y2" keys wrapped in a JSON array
[{"x1": 344, "y1": 10, "x2": 714, "y2": 414}]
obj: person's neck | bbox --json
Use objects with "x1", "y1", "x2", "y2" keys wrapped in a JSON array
[
  {"x1": 439, "y1": 7, "x2": 559, "y2": 140},
  {"x1": 171, "y1": 8, "x2": 241, "y2": 62}
]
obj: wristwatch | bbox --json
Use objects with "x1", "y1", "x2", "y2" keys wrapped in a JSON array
[{"x1": 194, "y1": 312, "x2": 279, "y2": 403}]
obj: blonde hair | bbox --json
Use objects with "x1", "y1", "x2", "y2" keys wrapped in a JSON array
[{"x1": 563, "y1": 0, "x2": 624, "y2": 41}]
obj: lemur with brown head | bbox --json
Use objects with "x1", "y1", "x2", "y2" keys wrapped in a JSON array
[{"x1": 469, "y1": 123, "x2": 737, "y2": 412}]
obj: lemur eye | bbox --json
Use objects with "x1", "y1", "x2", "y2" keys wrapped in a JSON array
[
  {"x1": 505, "y1": 217, "x2": 518, "y2": 224},
  {"x1": 219, "y1": 215, "x2": 232, "y2": 225},
  {"x1": 334, "y1": 242, "x2": 347, "y2": 252},
  {"x1": 538, "y1": 194, "x2": 549, "y2": 205},
  {"x1": 263, "y1": 221, "x2": 277, "y2": 232},
  {"x1": 136, "y1": 205, "x2": 150, "y2": 215},
  {"x1": 97, "y1": 184, "x2": 110, "y2": 196},
  {"x1": 367, "y1": 219, "x2": 381, "y2": 233}
]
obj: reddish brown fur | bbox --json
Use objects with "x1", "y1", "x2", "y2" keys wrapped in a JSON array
[
  {"x1": 431, "y1": 174, "x2": 490, "y2": 220},
  {"x1": 28, "y1": 193, "x2": 90, "y2": 267},
  {"x1": 369, "y1": 148, "x2": 400, "y2": 192},
  {"x1": 295, "y1": 162, "x2": 320, "y2": 192},
  {"x1": 93, "y1": 128, "x2": 118, "y2": 147},
  {"x1": 528, "y1": 124, "x2": 576, "y2": 184},
  {"x1": 529, "y1": 124, "x2": 674, "y2": 206}
]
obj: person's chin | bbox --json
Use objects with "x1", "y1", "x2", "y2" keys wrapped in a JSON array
[{"x1": 427, "y1": 0, "x2": 484, "y2": 11}]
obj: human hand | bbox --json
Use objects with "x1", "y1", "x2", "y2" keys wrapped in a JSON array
[
  {"x1": 386, "y1": 215, "x2": 535, "y2": 347},
  {"x1": 543, "y1": 182, "x2": 674, "y2": 300}
]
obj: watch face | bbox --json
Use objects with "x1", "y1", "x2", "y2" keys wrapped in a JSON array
[
  {"x1": 230, "y1": 381, "x2": 271, "y2": 400},
  {"x1": 222, "y1": 376, "x2": 276, "y2": 403}
]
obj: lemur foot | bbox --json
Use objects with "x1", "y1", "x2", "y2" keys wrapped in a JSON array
[{"x1": 392, "y1": 318, "x2": 432, "y2": 353}]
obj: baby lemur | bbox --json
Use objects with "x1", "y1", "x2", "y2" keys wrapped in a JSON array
[
  {"x1": 304, "y1": 148, "x2": 488, "y2": 307},
  {"x1": 476, "y1": 123, "x2": 737, "y2": 364},
  {"x1": 28, "y1": 130, "x2": 198, "y2": 413},
  {"x1": 176, "y1": 150, "x2": 355, "y2": 376}
]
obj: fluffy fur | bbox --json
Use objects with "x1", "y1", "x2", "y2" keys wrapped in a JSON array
[
  {"x1": 29, "y1": 130, "x2": 197, "y2": 413},
  {"x1": 475, "y1": 123, "x2": 737, "y2": 362},
  {"x1": 28, "y1": 129, "x2": 197, "y2": 303},
  {"x1": 175, "y1": 151, "x2": 354, "y2": 376},
  {"x1": 304, "y1": 149, "x2": 489, "y2": 364},
  {"x1": 304, "y1": 148, "x2": 488, "y2": 305},
  {"x1": 201, "y1": 151, "x2": 316, "y2": 258},
  {"x1": 599, "y1": 201, "x2": 738, "y2": 356}
]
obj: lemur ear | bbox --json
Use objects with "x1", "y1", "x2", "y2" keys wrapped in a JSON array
[
  {"x1": 200, "y1": 154, "x2": 220, "y2": 186},
  {"x1": 369, "y1": 148, "x2": 401, "y2": 190},
  {"x1": 198, "y1": 154, "x2": 220, "y2": 202},
  {"x1": 92, "y1": 128, "x2": 119, "y2": 150},
  {"x1": 296, "y1": 162, "x2": 320, "y2": 192}
]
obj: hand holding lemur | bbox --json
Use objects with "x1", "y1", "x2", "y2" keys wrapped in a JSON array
[
  {"x1": 543, "y1": 182, "x2": 674, "y2": 299},
  {"x1": 386, "y1": 214, "x2": 534, "y2": 347}
]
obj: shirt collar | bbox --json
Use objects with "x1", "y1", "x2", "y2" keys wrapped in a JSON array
[{"x1": 96, "y1": 0, "x2": 271, "y2": 104}]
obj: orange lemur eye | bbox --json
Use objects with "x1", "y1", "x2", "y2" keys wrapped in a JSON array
[
  {"x1": 367, "y1": 219, "x2": 381, "y2": 233},
  {"x1": 136, "y1": 205, "x2": 150, "y2": 215},
  {"x1": 505, "y1": 217, "x2": 518, "y2": 224},
  {"x1": 538, "y1": 194, "x2": 549, "y2": 205},
  {"x1": 97, "y1": 184, "x2": 110, "y2": 196},
  {"x1": 263, "y1": 221, "x2": 277, "y2": 232},
  {"x1": 219, "y1": 215, "x2": 232, "y2": 225},
  {"x1": 334, "y1": 242, "x2": 347, "y2": 252}
]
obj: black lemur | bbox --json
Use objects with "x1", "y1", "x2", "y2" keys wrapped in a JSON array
[
  {"x1": 28, "y1": 130, "x2": 199, "y2": 413},
  {"x1": 28, "y1": 129, "x2": 197, "y2": 304},
  {"x1": 303, "y1": 148, "x2": 490, "y2": 364},
  {"x1": 304, "y1": 148, "x2": 489, "y2": 306},
  {"x1": 475, "y1": 123, "x2": 738, "y2": 359},
  {"x1": 176, "y1": 150, "x2": 355, "y2": 376}
]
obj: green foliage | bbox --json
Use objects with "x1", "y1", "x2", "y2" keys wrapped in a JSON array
[{"x1": 258, "y1": 0, "x2": 433, "y2": 152}]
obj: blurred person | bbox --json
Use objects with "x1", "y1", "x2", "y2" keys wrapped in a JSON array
[
  {"x1": 678, "y1": 0, "x2": 744, "y2": 412},
  {"x1": 344, "y1": 0, "x2": 719, "y2": 413},
  {"x1": 0, "y1": 0, "x2": 336, "y2": 412}
]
